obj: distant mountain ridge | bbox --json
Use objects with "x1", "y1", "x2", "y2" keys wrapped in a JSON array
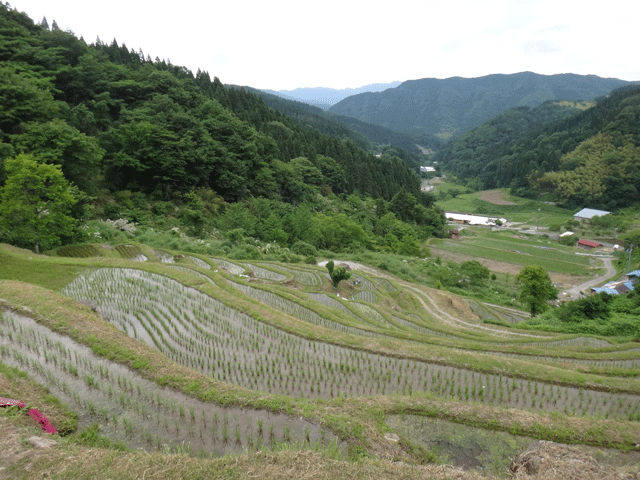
[
  {"x1": 262, "y1": 82, "x2": 402, "y2": 110},
  {"x1": 328, "y1": 72, "x2": 632, "y2": 139}
]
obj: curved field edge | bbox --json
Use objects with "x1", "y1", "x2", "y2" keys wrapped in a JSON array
[
  {"x1": 152, "y1": 267, "x2": 640, "y2": 393},
  {"x1": 1, "y1": 283, "x2": 639, "y2": 454},
  {"x1": 3, "y1": 243, "x2": 636, "y2": 366},
  {"x1": 1, "y1": 240, "x2": 639, "y2": 381},
  {"x1": 200, "y1": 262, "x2": 640, "y2": 381}
]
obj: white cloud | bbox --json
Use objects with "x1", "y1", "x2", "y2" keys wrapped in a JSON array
[{"x1": 7, "y1": 0, "x2": 640, "y2": 89}]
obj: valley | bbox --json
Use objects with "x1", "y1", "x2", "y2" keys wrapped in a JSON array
[{"x1": 0, "y1": 4, "x2": 639, "y2": 478}]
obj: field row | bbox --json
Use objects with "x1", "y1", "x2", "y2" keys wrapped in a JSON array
[
  {"x1": 434, "y1": 240, "x2": 592, "y2": 275},
  {"x1": 0, "y1": 310, "x2": 337, "y2": 456},
  {"x1": 60, "y1": 268, "x2": 640, "y2": 419}
]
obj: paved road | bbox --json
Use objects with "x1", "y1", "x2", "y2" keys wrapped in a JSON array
[{"x1": 562, "y1": 256, "x2": 617, "y2": 300}]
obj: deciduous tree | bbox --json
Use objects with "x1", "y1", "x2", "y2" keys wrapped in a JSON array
[
  {"x1": 326, "y1": 260, "x2": 351, "y2": 289},
  {"x1": 0, "y1": 154, "x2": 78, "y2": 253},
  {"x1": 516, "y1": 265, "x2": 558, "y2": 316}
]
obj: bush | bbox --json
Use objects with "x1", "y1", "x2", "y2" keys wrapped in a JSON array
[
  {"x1": 558, "y1": 234, "x2": 576, "y2": 246},
  {"x1": 291, "y1": 240, "x2": 317, "y2": 256}
]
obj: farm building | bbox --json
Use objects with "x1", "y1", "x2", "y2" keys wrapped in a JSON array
[
  {"x1": 590, "y1": 270, "x2": 640, "y2": 295},
  {"x1": 627, "y1": 270, "x2": 640, "y2": 284},
  {"x1": 574, "y1": 208, "x2": 610, "y2": 221},
  {"x1": 445, "y1": 212, "x2": 506, "y2": 226},
  {"x1": 578, "y1": 239, "x2": 601, "y2": 249},
  {"x1": 591, "y1": 281, "x2": 635, "y2": 296},
  {"x1": 420, "y1": 166, "x2": 436, "y2": 173}
]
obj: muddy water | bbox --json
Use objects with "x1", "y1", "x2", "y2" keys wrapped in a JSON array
[
  {"x1": 0, "y1": 310, "x2": 340, "y2": 456},
  {"x1": 387, "y1": 415, "x2": 640, "y2": 477}
]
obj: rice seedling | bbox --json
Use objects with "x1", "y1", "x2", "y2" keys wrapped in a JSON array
[
  {"x1": 0, "y1": 308, "x2": 340, "y2": 456},
  {"x1": 241, "y1": 263, "x2": 287, "y2": 281},
  {"x1": 210, "y1": 258, "x2": 245, "y2": 275},
  {"x1": 51, "y1": 268, "x2": 640, "y2": 430}
]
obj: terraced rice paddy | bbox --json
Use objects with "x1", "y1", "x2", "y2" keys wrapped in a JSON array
[
  {"x1": 3, "y1": 242, "x2": 639, "y2": 468},
  {"x1": 262, "y1": 264, "x2": 322, "y2": 285},
  {"x1": 115, "y1": 244, "x2": 147, "y2": 262},
  {"x1": 0, "y1": 310, "x2": 337, "y2": 456},
  {"x1": 60, "y1": 268, "x2": 640, "y2": 420}
]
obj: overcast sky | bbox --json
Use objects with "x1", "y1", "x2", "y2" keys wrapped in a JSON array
[{"x1": 9, "y1": 0, "x2": 640, "y2": 91}]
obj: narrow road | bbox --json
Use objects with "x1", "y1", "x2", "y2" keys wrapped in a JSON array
[{"x1": 562, "y1": 256, "x2": 617, "y2": 300}]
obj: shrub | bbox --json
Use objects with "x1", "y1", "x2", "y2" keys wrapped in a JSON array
[
  {"x1": 558, "y1": 234, "x2": 576, "y2": 246},
  {"x1": 291, "y1": 241, "x2": 317, "y2": 256}
]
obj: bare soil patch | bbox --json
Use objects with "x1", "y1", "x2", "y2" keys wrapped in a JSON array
[
  {"x1": 479, "y1": 190, "x2": 518, "y2": 205},
  {"x1": 429, "y1": 248, "x2": 588, "y2": 287}
]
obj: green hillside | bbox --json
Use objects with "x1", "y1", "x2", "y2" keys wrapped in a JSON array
[
  {"x1": 328, "y1": 72, "x2": 630, "y2": 139},
  {"x1": 437, "y1": 85, "x2": 640, "y2": 210},
  {"x1": 0, "y1": 3, "x2": 446, "y2": 255},
  {"x1": 1, "y1": 4, "x2": 640, "y2": 479}
]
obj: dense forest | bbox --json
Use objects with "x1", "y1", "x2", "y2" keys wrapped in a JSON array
[
  {"x1": 329, "y1": 73, "x2": 630, "y2": 140},
  {"x1": 437, "y1": 86, "x2": 640, "y2": 210},
  {"x1": 0, "y1": 3, "x2": 446, "y2": 253}
]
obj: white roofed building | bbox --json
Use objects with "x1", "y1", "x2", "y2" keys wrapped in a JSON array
[
  {"x1": 574, "y1": 208, "x2": 610, "y2": 221},
  {"x1": 445, "y1": 212, "x2": 506, "y2": 226}
]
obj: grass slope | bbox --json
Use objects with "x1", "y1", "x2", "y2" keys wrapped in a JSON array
[{"x1": 0, "y1": 243, "x2": 639, "y2": 478}]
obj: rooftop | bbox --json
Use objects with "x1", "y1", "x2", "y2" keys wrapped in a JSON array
[{"x1": 574, "y1": 208, "x2": 610, "y2": 219}]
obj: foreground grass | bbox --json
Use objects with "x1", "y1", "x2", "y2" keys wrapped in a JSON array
[
  {"x1": 0, "y1": 363, "x2": 78, "y2": 435},
  {"x1": 0, "y1": 417, "x2": 487, "y2": 480}
]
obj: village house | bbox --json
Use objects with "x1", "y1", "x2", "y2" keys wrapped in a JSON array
[
  {"x1": 577, "y1": 239, "x2": 601, "y2": 249},
  {"x1": 573, "y1": 208, "x2": 610, "y2": 222},
  {"x1": 627, "y1": 270, "x2": 640, "y2": 284},
  {"x1": 590, "y1": 270, "x2": 639, "y2": 296},
  {"x1": 445, "y1": 213, "x2": 506, "y2": 226}
]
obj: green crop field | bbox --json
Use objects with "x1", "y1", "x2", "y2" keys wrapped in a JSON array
[
  {"x1": 1, "y1": 243, "x2": 638, "y2": 478},
  {"x1": 431, "y1": 234, "x2": 595, "y2": 275}
]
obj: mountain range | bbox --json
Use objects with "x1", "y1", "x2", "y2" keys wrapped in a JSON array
[
  {"x1": 327, "y1": 72, "x2": 632, "y2": 140},
  {"x1": 262, "y1": 82, "x2": 402, "y2": 110}
]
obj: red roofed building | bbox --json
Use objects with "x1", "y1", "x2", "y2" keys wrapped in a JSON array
[{"x1": 578, "y1": 239, "x2": 601, "y2": 249}]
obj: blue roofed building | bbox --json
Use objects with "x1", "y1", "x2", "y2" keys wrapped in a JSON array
[
  {"x1": 626, "y1": 270, "x2": 640, "y2": 284},
  {"x1": 591, "y1": 274, "x2": 637, "y2": 296}
]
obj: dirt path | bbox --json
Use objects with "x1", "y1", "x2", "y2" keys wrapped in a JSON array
[
  {"x1": 320, "y1": 261, "x2": 545, "y2": 338},
  {"x1": 562, "y1": 256, "x2": 617, "y2": 300}
]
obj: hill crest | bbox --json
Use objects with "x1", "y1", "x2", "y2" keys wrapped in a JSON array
[{"x1": 328, "y1": 72, "x2": 631, "y2": 139}]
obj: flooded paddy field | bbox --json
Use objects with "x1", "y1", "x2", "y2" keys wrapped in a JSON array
[
  {"x1": 387, "y1": 415, "x2": 640, "y2": 476},
  {"x1": 61, "y1": 268, "x2": 640, "y2": 421},
  {"x1": 0, "y1": 309, "x2": 339, "y2": 457}
]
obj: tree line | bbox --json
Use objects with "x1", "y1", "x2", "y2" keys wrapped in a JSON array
[
  {"x1": 436, "y1": 87, "x2": 640, "y2": 210},
  {"x1": 0, "y1": 3, "x2": 445, "y2": 252}
]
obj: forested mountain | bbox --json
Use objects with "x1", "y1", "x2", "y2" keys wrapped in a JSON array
[
  {"x1": 438, "y1": 85, "x2": 640, "y2": 210},
  {"x1": 262, "y1": 82, "x2": 402, "y2": 110},
  {"x1": 0, "y1": 3, "x2": 423, "y2": 202},
  {"x1": 329, "y1": 72, "x2": 631, "y2": 140},
  {"x1": 247, "y1": 88, "x2": 442, "y2": 160},
  {"x1": 0, "y1": 3, "x2": 446, "y2": 253},
  {"x1": 436, "y1": 101, "x2": 589, "y2": 184}
]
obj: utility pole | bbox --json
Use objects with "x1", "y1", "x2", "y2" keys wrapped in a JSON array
[
  {"x1": 628, "y1": 244, "x2": 634, "y2": 272},
  {"x1": 536, "y1": 208, "x2": 541, "y2": 232}
]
